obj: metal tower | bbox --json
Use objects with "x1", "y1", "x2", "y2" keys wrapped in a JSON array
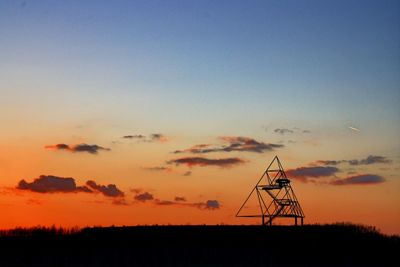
[{"x1": 236, "y1": 156, "x2": 305, "y2": 225}]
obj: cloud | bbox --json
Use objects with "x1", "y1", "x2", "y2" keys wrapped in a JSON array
[
  {"x1": 150, "y1": 133, "x2": 168, "y2": 142},
  {"x1": 174, "y1": 196, "x2": 186, "y2": 202},
  {"x1": 112, "y1": 198, "x2": 130, "y2": 205},
  {"x1": 143, "y1": 166, "x2": 172, "y2": 172},
  {"x1": 134, "y1": 192, "x2": 154, "y2": 202},
  {"x1": 86, "y1": 180, "x2": 124, "y2": 198},
  {"x1": 331, "y1": 174, "x2": 385, "y2": 185},
  {"x1": 167, "y1": 157, "x2": 246, "y2": 168},
  {"x1": 45, "y1": 143, "x2": 110, "y2": 154},
  {"x1": 153, "y1": 198, "x2": 220, "y2": 210},
  {"x1": 190, "y1": 200, "x2": 220, "y2": 210},
  {"x1": 174, "y1": 136, "x2": 283, "y2": 154},
  {"x1": 17, "y1": 175, "x2": 92, "y2": 193},
  {"x1": 122, "y1": 135, "x2": 146, "y2": 140},
  {"x1": 154, "y1": 199, "x2": 176, "y2": 205},
  {"x1": 274, "y1": 128, "x2": 294, "y2": 134},
  {"x1": 348, "y1": 155, "x2": 392, "y2": 165},
  {"x1": 316, "y1": 155, "x2": 391, "y2": 166},
  {"x1": 122, "y1": 133, "x2": 168, "y2": 143},
  {"x1": 315, "y1": 160, "x2": 344, "y2": 166},
  {"x1": 286, "y1": 166, "x2": 339, "y2": 182}
]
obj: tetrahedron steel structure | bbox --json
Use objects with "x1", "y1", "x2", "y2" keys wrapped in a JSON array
[{"x1": 236, "y1": 156, "x2": 305, "y2": 225}]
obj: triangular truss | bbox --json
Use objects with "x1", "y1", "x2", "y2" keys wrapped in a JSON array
[{"x1": 236, "y1": 156, "x2": 305, "y2": 225}]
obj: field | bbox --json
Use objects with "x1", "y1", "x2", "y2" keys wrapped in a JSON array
[{"x1": 0, "y1": 224, "x2": 398, "y2": 267}]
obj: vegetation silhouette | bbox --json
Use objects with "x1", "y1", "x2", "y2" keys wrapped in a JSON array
[{"x1": 0, "y1": 223, "x2": 398, "y2": 266}]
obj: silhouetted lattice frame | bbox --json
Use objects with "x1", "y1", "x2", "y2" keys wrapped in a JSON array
[{"x1": 236, "y1": 156, "x2": 305, "y2": 225}]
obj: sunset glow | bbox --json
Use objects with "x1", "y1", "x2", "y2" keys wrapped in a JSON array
[{"x1": 0, "y1": 0, "x2": 399, "y2": 235}]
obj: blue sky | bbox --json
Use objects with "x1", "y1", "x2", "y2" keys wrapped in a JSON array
[{"x1": 1, "y1": 1, "x2": 399, "y2": 130}]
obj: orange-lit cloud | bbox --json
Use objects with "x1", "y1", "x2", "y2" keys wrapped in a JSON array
[
  {"x1": 174, "y1": 196, "x2": 186, "y2": 202},
  {"x1": 330, "y1": 174, "x2": 385, "y2": 185},
  {"x1": 154, "y1": 198, "x2": 220, "y2": 210},
  {"x1": 86, "y1": 180, "x2": 124, "y2": 197},
  {"x1": 16, "y1": 175, "x2": 125, "y2": 200},
  {"x1": 188, "y1": 200, "x2": 220, "y2": 210},
  {"x1": 286, "y1": 166, "x2": 339, "y2": 182},
  {"x1": 17, "y1": 175, "x2": 92, "y2": 193},
  {"x1": 45, "y1": 143, "x2": 110, "y2": 154},
  {"x1": 134, "y1": 192, "x2": 154, "y2": 202},
  {"x1": 131, "y1": 191, "x2": 220, "y2": 210},
  {"x1": 167, "y1": 157, "x2": 246, "y2": 168},
  {"x1": 173, "y1": 136, "x2": 283, "y2": 154},
  {"x1": 143, "y1": 166, "x2": 173, "y2": 172}
]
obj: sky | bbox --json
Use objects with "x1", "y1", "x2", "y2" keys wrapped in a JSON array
[{"x1": 0, "y1": 0, "x2": 399, "y2": 234}]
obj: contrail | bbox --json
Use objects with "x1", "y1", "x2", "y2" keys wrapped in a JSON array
[{"x1": 349, "y1": 126, "x2": 360, "y2": 132}]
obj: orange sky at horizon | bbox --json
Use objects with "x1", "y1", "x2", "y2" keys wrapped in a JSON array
[{"x1": 1, "y1": 132, "x2": 399, "y2": 235}]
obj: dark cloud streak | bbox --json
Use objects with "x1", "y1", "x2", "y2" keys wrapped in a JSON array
[
  {"x1": 167, "y1": 157, "x2": 245, "y2": 168},
  {"x1": 45, "y1": 143, "x2": 110, "y2": 154},
  {"x1": 17, "y1": 175, "x2": 91, "y2": 193},
  {"x1": 174, "y1": 136, "x2": 283, "y2": 154},
  {"x1": 331, "y1": 174, "x2": 385, "y2": 185},
  {"x1": 286, "y1": 166, "x2": 339, "y2": 182},
  {"x1": 122, "y1": 133, "x2": 167, "y2": 143},
  {"x1": 317, "y1": 155, "x2": 391, "y2": 166},
  {"x1": 86, "y1": 180, "x2": 124, "y2": 197}
]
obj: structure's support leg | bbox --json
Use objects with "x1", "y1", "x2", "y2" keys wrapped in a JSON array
[
  {"x1": 269, "y1": 218, "x2": 272, "y2": 226},
  {"x1": 301, "y1": 217, "x2": 304, "y2": 226},
  {"x1": 262, "y1": 215, "x2": 265, "y2": 226},
  {"x1": 295, "y1": 217, "x2": 298, "y2": 226}
]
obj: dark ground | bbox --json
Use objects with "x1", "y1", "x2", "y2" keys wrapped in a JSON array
[{"x1": 0, "y1": 224, "x2": 398, "y2": 267}]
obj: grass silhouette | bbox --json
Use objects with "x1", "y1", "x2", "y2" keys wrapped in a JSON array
[{"x1": 0, "y1": 223, "x2": 398, "y2": 266}]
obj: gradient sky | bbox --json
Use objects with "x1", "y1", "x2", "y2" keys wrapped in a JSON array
[{"x1": 1, "y1": 0, "x2": 399, "y2": 234}]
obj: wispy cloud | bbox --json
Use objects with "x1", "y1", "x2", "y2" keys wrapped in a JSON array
[
  {"x1": 134, "y1": 192, "x2": 154, "y2": 202},
  {"x1": 143, "y1": 166, "x2": 173, "y2": 172},
  {"x1": 189, "y1": 200, "x2": 220, "y2": 210},
  {"x1": 154, "y1": 199, "x2": 176, "y2": 206},
  {"x1": 274, "y1": 128, "x2": 294, "y2": 134},
  {"x1": 315, "y1": 160, "x2": 344, "y2": 166},
  {"x1": 174, "y1": 136, "x2": 283, "y2": 154},
  {"x1": 174, "y1": 196, "x2": 186, "y2": 202},
  {"x1": 154, "y1": 198, "x2": 220, "y2": 210},
  {"x1": 122, "y1": 134, "x2": 146, "y2": 140},
  {"x1": 122, "y1": 133, "x2": 168, "y2": 143},
  {"x1": 316, "y1": 155, "x2": 391, "y2": 166},
  {"x1": 45, "y1": 144, "x2": 110, "y2": 154},
  {"x1": 348, "y1": 155, "x2": 392, "y2": 165},
  {"x1": 331, "y1": 174, "x2": 385, "y2": 185},
  {"x1": 286, "y1": 166, "x2": 339, "y2": 182},
  {"x1": 273, "y1": 127, "x2": 311, "y2": 135},
  {"x1": 167, "y1": 157, "x2": 246, "y2": 168}
]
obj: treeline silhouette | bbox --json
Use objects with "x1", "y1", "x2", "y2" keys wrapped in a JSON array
[{"x1": 0, "y1": 223, "x2": 398, "y2": 266}]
